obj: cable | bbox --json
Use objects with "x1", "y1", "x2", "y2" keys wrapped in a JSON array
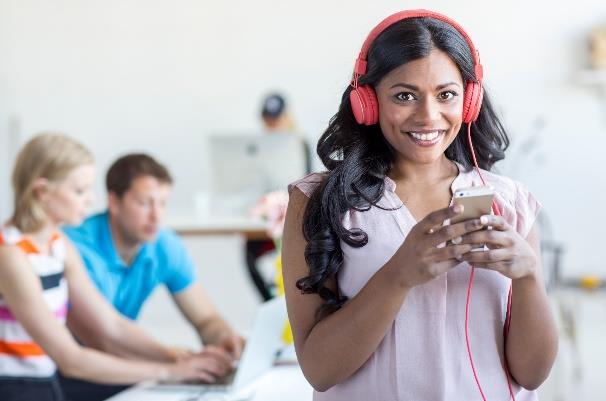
[
  {"x1": 465, "y1": 266, "x2": 488, "y2": 401},
  {"x1": 465, "y1": 123, "x2": 516, "y2": 401}
]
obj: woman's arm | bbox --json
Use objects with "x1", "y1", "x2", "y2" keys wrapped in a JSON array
[
  {"x1": 460, "y1": 220, "x2": 558, "y2": 389},
  {"x1": 0, "y1": 245, "x2": 228, "y2": 384},
  {"x1": 63, "y1": 240, "x2": 179, "y2": 363},
  {"x1": 283, "y1": 189, "x2": 474, "y2": 391},
  {"x1": 505, "y1": 225, "x2": 558, "y2": 389}
]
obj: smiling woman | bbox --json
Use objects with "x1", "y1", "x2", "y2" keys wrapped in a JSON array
[{"x1": 281, "y1": 9, "x2": 558, "y2": 401}]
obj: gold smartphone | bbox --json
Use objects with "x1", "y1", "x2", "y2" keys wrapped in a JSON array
[
  {"x1": 450, "y1": 186, "x2": 495, "y2": 225},
  {"x1": 450, "y1": 186, "x2": 495, "y2": 251}
]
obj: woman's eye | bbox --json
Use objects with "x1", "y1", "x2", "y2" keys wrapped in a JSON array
[
  {"x1": 395, "y1": 92, "x2": 415, "y2": 102},
  {"x1": 439, "y1": 91, "x2": 458, "y2": 101}
]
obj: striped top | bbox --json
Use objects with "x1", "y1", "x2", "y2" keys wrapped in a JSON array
[{"x1": 0, "y1": 226, "x2": 68, "y2": 378}]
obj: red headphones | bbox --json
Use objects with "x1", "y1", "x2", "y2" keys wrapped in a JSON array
[{"x1": 349, "y1": 9, "x2": 484, "y2": 126}]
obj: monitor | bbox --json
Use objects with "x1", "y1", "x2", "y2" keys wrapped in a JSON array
[{"x1": 208, "y1": 133, "x2": 308, "y2": 217}]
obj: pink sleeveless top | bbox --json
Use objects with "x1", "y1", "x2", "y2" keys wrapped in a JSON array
[{"x1": 288, "y1": 163, "x2": 541, "y2": 401}]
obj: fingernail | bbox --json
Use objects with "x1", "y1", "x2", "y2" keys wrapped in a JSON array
[
  {"x1": 456, "y1": 254, "x2": 463, "y2": 261},
  {"x1": 452, "y1": 236, "x2": 462, "y2": 244},
  {"x1": 428, "y1": 228, "x2": 435, "y2": 234},
  {"x1": 454, "y1": 204, "x2": 464, "y2": 213},
  {"x1": 480, "y1": 215, "x2": 488, "y2": 225}
]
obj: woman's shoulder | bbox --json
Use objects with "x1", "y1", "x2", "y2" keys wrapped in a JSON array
[
  {"x1": 288, "y1": 172, "x2": 327, "y2": 198},
  {"x1": 473, "y1": 168, "x2": 534, "y2": 203},
  {"x1": 0, "y1": 225, "x2": 22, "y2": 245},
  {"x1": 0, "y1": 229, "x2": 30, "y2": 267},
  {"x1": 470, "y1": 167, "x2": 541, "y2": 237},
  {"x1": 0, "y1": 226, "x2": 31, "y2": 256}
]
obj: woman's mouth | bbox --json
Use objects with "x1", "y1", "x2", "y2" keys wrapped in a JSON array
[{"x1": 405, "y1": 130, "x2": 445, "y2": 147}]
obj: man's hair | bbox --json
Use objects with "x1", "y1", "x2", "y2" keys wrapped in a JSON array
[{"x1": 106, "y1": 153, "x2": 173, "y2": 198}]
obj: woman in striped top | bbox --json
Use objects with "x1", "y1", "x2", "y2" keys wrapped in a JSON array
[{"x1": 0, "y1": 133, "x2": 233, "y2": 401}]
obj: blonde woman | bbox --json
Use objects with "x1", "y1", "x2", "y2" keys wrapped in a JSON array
[{"x1": 0, "y1": 133, "x2": 232, "y2": 401}]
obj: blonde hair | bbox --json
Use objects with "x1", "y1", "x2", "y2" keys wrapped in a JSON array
[{"x1": 10, "y1": 132, "x2": 94, "y2": 233}]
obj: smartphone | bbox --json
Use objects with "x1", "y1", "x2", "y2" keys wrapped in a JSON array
[
  {"x1": 449, "y1": 186, "x2": 495, "y2": 251},
  {"x1": 450, "y1": 186, "x2": 495, "y2": 225}
]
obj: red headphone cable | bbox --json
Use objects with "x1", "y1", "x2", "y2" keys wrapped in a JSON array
[{"x1": 465, "y1": 123, "x2": 516, "y2": 401}]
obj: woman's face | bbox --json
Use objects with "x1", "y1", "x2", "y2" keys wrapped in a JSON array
[
  {"x1": 41, "y1": 164, "x2": 96, "y2": 227},
  {"x1": 376, "y1": 49, "x2": 464, "y2": 166}
]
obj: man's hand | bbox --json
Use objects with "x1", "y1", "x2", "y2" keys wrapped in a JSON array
[
  {"x1": 167, "y1": 345, "x2": 234, "y2": 383},
  {"x1": 216, "y1": 333, "x2": 246, "y2": 360}
]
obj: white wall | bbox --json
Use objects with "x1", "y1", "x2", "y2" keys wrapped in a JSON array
[{"x1": 1, "y1": 0, "x2": 606, "y2": 276}]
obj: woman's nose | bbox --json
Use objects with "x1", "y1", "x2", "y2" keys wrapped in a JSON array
[{"x1": 415, "y1": 97, "x2": 440, "y2": 124}]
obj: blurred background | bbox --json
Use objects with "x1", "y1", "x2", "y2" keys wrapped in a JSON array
[{"x1": 1, "y1": 1, "x2": 605, "y2": 400}]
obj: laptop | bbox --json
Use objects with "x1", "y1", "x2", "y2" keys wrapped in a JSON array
[
  {"x1": 109, "y1": 296, "x2": 288, "y2": 401},
  {"x1": 207, "y1": 133, "x2": 308, "y2": 217}
]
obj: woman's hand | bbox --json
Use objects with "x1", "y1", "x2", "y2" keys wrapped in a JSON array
[
  {"x1": 389, "y1": 205, "x2": 488, "y2": 288},
  {"x1": 458, "y1": 215, "x2": 538, "y2": 280}
]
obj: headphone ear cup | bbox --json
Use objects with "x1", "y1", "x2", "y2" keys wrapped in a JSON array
[
  {"x1": 350, "y1": 85, "x2": 379, "y2": 125},
  {"x1": 462, "y1": 82, "x2": 483, "y2": 124},
  {"x1": 350, "y1": 88, "x2": 366, "y2": 125},
  {"x1": 361, "y1": 86, "x2": 379, "y2": 125}
]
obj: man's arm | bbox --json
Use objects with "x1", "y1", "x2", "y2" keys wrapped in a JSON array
[{"x1": 172, "y1": 283, "x2": 245, "y2": 358}]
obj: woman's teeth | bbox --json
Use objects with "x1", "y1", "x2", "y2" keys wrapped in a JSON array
[{"x1": 408, "y1": 131, "x2": 443, "y2": 141}]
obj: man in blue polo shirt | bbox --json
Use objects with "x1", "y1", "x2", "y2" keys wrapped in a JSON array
[
  {"x1": 62, "y1": 154, "x2": 244, "y2": 401},
  {"x1": 66, "y1": 208, "x2": 193, "y2": 320}
]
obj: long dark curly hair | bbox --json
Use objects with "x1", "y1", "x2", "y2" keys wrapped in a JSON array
[{"x1": 296, "y1": 16, "x2": 510, "y2": 319}]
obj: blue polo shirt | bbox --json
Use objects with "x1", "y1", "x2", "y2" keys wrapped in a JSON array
[{"x1": 63, "y1": 212, "x2": 197, "y2": 320}]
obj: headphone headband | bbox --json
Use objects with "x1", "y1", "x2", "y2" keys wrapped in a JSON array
[
  {"x1": 353, "y1": 9, "x2": 483, "y2": 82},
  {"x1": 349, "y1": 9, "x2": 485, "y2": 126}
]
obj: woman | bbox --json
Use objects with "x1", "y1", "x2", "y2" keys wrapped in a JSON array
[
  {"x1": 282, "y1": 10, "x2": 557, "y2": 401},
  {"x1": 0, "y1": 133, "x2": 232, "y2": 401}
]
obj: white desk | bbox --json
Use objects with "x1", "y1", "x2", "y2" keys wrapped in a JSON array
[
  {"x1": 166, "y1": 215, "x2": 274, "y2": 300},
  {"x1": 106, "y1": 365, "x2": 313, "y2": 401},
  {"x1": 166, "y1": 216, "x2": 270, "y2": 241}
]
